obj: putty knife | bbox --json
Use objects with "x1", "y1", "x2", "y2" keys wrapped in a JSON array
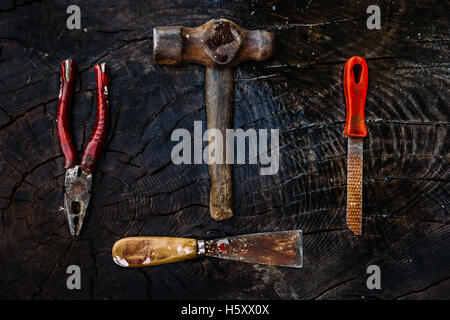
[{"x1": 112, "y1": 230, "x2": 303, "y2": 268}]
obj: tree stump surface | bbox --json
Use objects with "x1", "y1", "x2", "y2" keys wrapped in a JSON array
[{"x1": 0, "y1": 0, "x2": 448, "y2": 299}]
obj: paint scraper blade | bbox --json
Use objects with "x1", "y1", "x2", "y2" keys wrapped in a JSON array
[{"x1": 205, "y1": 230, "x2": 303, "y2": 268}]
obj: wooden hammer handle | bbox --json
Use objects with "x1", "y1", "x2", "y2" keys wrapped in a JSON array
[{"x1": 205, "y1": 67, "x2": 234, "y2": 220}]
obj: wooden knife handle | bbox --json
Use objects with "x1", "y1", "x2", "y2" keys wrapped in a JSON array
[{"x1": 112, "y1": 237, "x2": 198, "y2": 267}]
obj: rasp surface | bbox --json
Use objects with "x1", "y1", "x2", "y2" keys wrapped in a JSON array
[{"x1": 347, "y1": 138, "x2": 363, "y2": 235}]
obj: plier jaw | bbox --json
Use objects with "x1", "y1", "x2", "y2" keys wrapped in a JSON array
[{"x1": 64, "y1": 165, "x2": 92, "y2": 236}]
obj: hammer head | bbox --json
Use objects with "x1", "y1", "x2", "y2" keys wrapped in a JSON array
[{"x1": 153, "y1": 19, "x2": 275, "y2": 68}]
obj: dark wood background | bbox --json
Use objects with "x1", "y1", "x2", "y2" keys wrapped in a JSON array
[{"x1": 0, "y1": 0, "x2": 448, "y2": 300}]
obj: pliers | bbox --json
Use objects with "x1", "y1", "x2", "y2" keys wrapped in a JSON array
[{"x1": 56, "y1": 59, "x2": 110, "y2": 236}]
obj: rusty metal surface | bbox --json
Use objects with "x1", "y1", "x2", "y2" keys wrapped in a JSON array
[
  {"x1": 64, "y1": 165, "x2": 92, "y2": 236},
  {"x1": 205, "y1": 230, "x2": 303, "y2": 268},
  {"x1": 153, "y1": 18, "x2": 275, "y2": 68},
  {"x1": 346, "y1": 138, "x2": 364, "y2": 235}
]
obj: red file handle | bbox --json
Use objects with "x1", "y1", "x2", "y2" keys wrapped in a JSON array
[
  {"x1": 343, "y1": 56, "x2": 368, "y2": 138},
  {"x1": 57, "y1": 59, "x2": 77, "y2": 169},
  {"x1": 80, "y1": 63, "x2": 110, "y2": 173}
]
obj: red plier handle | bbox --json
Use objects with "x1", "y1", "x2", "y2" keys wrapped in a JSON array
[
  {"x1": 57, "y1": 59, "x2": 77, "y2": 169},
  {"x1": 343, "y1": 56, "x2": 368, "y2": 138},
  {"x1": 56, "y1": 60, "x2": 110, "y2": 172},
  {"x1": 80, "y1": 63, "x2": 110, "y2": 172}
]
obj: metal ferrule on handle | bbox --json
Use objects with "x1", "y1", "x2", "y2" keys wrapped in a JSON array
[{"x1": 197, "y1": 239, "x2": 206, "y2": 256}]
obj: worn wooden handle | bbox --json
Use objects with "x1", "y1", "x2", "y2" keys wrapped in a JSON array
[
  {"x1": 112, "y1": 237, "x2": 198, "y2": 267},
  {"x1": 205, "y1": 67, "x2": 234, "y2": 220}
]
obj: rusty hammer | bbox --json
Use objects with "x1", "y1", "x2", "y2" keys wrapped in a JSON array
[{"x1": 153, "y1": 19, "x2": 275, "y2": 220}]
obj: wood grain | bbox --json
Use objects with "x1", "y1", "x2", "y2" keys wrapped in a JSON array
[
  {"x1": 205, "y1": 67, "x2": 234, "y2": 220},
  {"x1": 0, "y1": 0, "x2": 448, "y2": 299},
  {"x1": 112, "y1": 237, "x2": 198, "y2": 267}
]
